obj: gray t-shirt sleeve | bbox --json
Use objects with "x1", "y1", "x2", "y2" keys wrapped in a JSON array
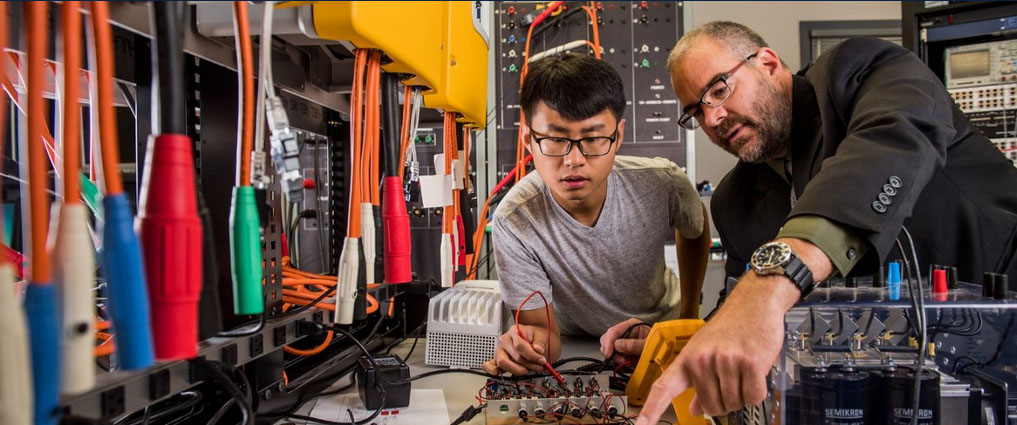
[
  {"x1": 666, "y1": 162, "x2": 705, "y2": 239},
  {"x1": 492, "y1": 216, "x2": 553, "y2": 311}
]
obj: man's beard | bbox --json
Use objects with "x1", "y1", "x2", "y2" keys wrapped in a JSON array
[{"x1": 715, "y1": 82, "x2": 791, "y2": 163}]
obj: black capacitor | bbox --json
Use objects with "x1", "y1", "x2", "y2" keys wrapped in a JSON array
[
  {"x1": 799, "y1": 368, "x2": 826, "y2": 425},
  {"x1": 802, "y1": 367, "x2": 872, "y2": 425},
  {"x1": 947, "y1": 267, "x2": 958, "y2": 289},
  {"x1": 874, "y1": 266, "x2": 886, "y2": 288},
  {"x1": 983, "y1": 273, "x2": 996, "y2": 298},
  {"x1": 880, "y1": 366, "x2": 940, "y2": 425},
  {"x1": 994, "y1": 274, "x2": 1009, "y2": 300}
]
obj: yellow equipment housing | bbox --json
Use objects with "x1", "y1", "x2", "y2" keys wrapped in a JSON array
[
  {"x1": 310, "y1": 1, "x2": 488, "y2": 128},
  {"x1": 626, "y1": 319, "x2": 710, "y2": 425}
]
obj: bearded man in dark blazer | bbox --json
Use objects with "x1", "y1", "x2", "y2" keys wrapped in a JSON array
[{"x1": 635, "y1": 21, "x2": 1017, "y2": 425}]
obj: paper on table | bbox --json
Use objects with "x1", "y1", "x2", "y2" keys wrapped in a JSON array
[{"x1": 302, "y1": 389, "x2": 451, "y2": 425}]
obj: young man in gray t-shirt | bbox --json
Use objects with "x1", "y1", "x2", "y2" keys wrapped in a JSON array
[{"x1": 482, "y1": 53, "x2": 710, "y2": 376}]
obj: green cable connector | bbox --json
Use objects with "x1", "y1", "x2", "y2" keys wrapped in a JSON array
[
  {"x1": 80, "y1": 173, "x2": 104, "y2": 224},
  {"x1": 229, "y1": 186, "x2": 264, "y2": 315}
]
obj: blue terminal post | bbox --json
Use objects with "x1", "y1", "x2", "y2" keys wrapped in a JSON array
[{"x1": 887, "y1": 262, "x2": 902, "y2": 301}]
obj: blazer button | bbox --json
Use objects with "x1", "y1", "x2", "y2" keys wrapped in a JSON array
[
  {"x1": 889, "y1": 176, "x2": 902, "y2": 188},
  {"x1": 872, "y1": 201, "x2": 887, "y2": 213},
  {"x1": 847, "y1": 248, "x2": 856, "y2": 260},
  {"x1": 882, "y1": 184, "x2": 897, "y2": 196},
  {"x1": 878, "y1": 193, "x2": 892, "y2": 205}
]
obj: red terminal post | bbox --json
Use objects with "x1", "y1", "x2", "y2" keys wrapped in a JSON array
[
  {"x1": 932, "y1": 269, "x2": 948, "y2": 301},
  {"x1": 507, "y1": 6, "x2": 516, "y2": 15},
  {"x1": 640, "y1": 1, "x2": 649, "y2": 10},
  {"x1": 932, "y1": 269, "x2": 948, "y2": 293}
]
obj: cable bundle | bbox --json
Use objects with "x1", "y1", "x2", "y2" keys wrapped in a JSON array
[
  {"x1": 229, "y1": 0, "x2": 265, "y2": 316},
  {"x1": 0, "y1": 1, "x2": 33, "y2": 422}
]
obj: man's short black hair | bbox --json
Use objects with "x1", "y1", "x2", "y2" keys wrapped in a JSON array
[{"x1": 520, "y1": 53, "x2": 626, "y2": 124}]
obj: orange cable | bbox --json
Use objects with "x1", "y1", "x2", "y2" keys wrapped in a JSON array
[
  {"x1": 397, "y1": 84, "x2": 412, "y2": 182},
  {"x1": 284, "y1": 330, "x2": 333, "y2": 356},
  {"x1": 348, "y1": 49, "x2": 367, "y2": 238},
  {"x1": 367, "y1": 51, "x2": 382, "y2": 205},
  {"x1": 63, "y1": 1, "x2": 83, "y2": 204},
  {"x1": 90, "y1": 1, "x2": 124, "y2": 195},
  {"x1": 583, "y1": 4, "x2": 602, "y2": 59},
  {"x1": 234, "y1": 1, "x2": 255, "y2": 186},
  {"x1": 94, "y1": 336, "x2": 114, "y2": 357},
  {"x1": 27, "y1": 1, "x2": 51, "y2": 283}
]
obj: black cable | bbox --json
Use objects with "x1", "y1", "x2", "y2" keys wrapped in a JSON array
[
  {"x1": 956, "y1": 312, "x2": 1017, "y2": 374},
  {"x1": 290, "y1": 208, "x2": 321, "y2": 268},
  {"x1": 312, "y1": 139, "x2": 328, "y2": 273},
  {"x1": 551, "y1": 356, "x2": 603, "y2": 369},
  {"x1": 381, "y1": 73, "x2": 402, "y2": 176},
  {"x1": 112, "y1": 391, "x2": 203, "y2": 425},
  {"x1": 382, "y1": 318, "x2": 426, "y2": 355},
  {"x1": 287, "y1": 389, "x2": 385, "y2": 425},
  {"x1": 216, "y1": 306, "x2": 266, "y2": 337},
  {"x1": 206, "y1": 398, "x2": 236, "y2": 425},
  {"x1": 188, "y1": 358, "x2": 254, "y2": 425},
  {"x1": 900, "y1": 226, "x2": 927, "y2": 425},
  {"x1": 530, "y1": 5, "x2": 587, "y2": 47},
  {"x1": 255, "y1": 373, "x2": 357, "y2": 422},
  {"x1": 276, "y1": 285, "x2": 337, "y2": 319},
  {"x1": 449, "y1": 403, "x2": 487, "y2": 425},
  {"x1": 152, "y1": 1, "x2": 186, "y2": 134},
  {"x1": 403, "y1": 324, "x2": 422, "y2": 360}
]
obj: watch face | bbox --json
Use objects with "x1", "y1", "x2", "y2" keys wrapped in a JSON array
[{"x1": 751, "y1": 242, "x2": 792, "y2": 273}]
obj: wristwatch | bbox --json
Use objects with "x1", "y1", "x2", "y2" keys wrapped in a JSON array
[{"x1": 750, "y1": 241, "x2": 816, "y2": 295}]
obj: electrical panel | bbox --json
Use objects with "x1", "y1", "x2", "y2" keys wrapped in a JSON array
[
  {"x1": 944, "y1": 40, "x2": 1017, "y2": 89},
  {"x1": 295, "y1": 129, "x2": 332, "y2": 274},
  {"x1": 485, "y1": 374, "x2": 628, "y2": 425},
  {"x1": 907, "y1": 2, "x2": 1017, "y2": 168},
  {"x1": 494, "y1": 1, "x2": 686, "y2": 178},
  {"x1": 769, "y1": 281, "x2": 1016, "y2": 425},
  {"x1": 944, "y1": 40, "x2": 1017, "y2": 164}
]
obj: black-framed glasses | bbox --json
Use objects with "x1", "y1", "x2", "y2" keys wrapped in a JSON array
[
  {"x1": 529, "y1": 124, "x2": 619, "y2": 157},
  {"x1": 678, "y1": 53, "x2": 757, "y2": 130}
]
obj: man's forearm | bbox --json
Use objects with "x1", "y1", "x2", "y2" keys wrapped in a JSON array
[{"x1": 676, "y1": 202, "x2": 711, "y2": 318}]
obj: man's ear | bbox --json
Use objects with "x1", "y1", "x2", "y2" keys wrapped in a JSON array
[
  {"x1": 755, "y1": 47, "x2": 783, "y2": 76},
  {"x1": 522, "y1": 124, "x2": 533, "y2": 153},
  {"x1": 615, "y1": 118, "x2": 626, "y2": 150}
]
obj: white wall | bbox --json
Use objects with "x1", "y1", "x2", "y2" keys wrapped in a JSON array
[{"x1": 687, "y1": 1, "x2": 903, "y2": 188}]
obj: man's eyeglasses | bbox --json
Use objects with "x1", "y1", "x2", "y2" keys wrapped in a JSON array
[
  {"x1": 529, "y1": 124, "x2": 619, "y2": 157},
  {"x1": 678, "y1": 53, "x2": 757, "y2": 130}
]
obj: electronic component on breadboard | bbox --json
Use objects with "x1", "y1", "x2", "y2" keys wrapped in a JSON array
[{"x1": 485, "y1": 374, "x2": 628, "y2": 425}]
